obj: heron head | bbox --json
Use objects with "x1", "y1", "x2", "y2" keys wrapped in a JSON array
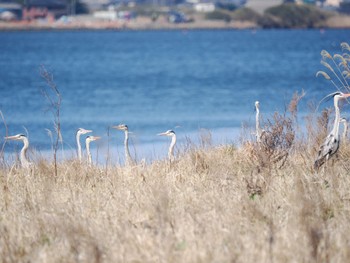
[
  {"x1": 317, "y1": 92, "x2": 350, "y2": 111},
  {"x1": 254, "y1": 101, "x2": 260, "y2": 112},
  {"x1": 324, "y1": 91, "x2": 350, "y2": 101},
  {"x1": 157, "y1": 130, "x2": 176, "y2": 137},
  {"x1": 5, "y1": 134, "x2": 26, "y2": 141},
  {"x1": 86, "y1": 136, "x2": 101, "y2": 142},
  {"x1": 112, "y1": 124, "x2": 128, "y2": 131},
  {"x1": 77, "y1": 128, "x2": 92, "y2": 135},
  {"x1": 340, "y1": 118, "x2": 347, "y2": 123},
  {"x1": 319, "y1": 91, "x2": 341, "y2": 105},
  {"x1": 339, "y1": 92, "x2": 350, "y2": 99}
]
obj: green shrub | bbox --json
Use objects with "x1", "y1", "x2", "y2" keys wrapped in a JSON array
[
  {"x1": 257, "y1": 13, "x2": 282, "y2": 28},
  {"x1": 205, "y1": 10, "x2": 231, "y2": 22},
  {"x1": 231, "y1": 7, "x2": 261, "y2": 22},
  {"x1": 261, "y1": 3, "x2": 330, "y2": 28},
  {"x1": 216, "y1": 3, "x2": 237, "y2": 11}
]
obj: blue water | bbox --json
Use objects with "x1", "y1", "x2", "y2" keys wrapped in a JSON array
[{"x1": 0, "y1": 29, "x2": 349, "y2": 162}]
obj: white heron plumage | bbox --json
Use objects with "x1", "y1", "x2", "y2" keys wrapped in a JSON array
[
  {"x1": 5, "y1": 134, "x2": 31, "y2": 168},
  {"x1": 76, "y1": 128, "x2": 92, "y2": 161},
  {"x1": 85, "y1": 135, "x2": 101, "y2": 165},
  {"x1": 314, "y1": 92, "x2": 350, "y2": 170},
  {"x1": 158, "y1": 130, "x2": 176, "y2": 162},
  {"x1": 112, "y1": 124, "x2": 133, "y2": 166},
  {"x1": 255, "y1": 101, "x2": 263, "y2": 143}
]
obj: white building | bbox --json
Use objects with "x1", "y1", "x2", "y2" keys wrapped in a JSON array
[
  {"x1": 194, "y1": 2, "x2": 216, "y2": 12},
  {"x1": 93, "y1": 10, "x2": 117, "y2": 20},
  {"x1": 325, "y1": 0, "x2": 342, "y2": 7}
]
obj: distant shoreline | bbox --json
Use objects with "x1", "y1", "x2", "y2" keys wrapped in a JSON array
[
  {"x1": 1, "y1": 25, "x2": 350, "y2": 31},
  {"x1": 1, "y1": 15, "x2": 350, "y2": 31}
]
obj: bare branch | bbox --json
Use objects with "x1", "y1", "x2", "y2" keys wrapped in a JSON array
[
  {"x1": 0, "y1": 110, "x2": 8, "y2": 165},
  {"x1": 40, "y1": 65, "x2": 62, "y2": 176}
]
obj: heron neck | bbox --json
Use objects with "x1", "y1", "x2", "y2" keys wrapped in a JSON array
[
  {"x1": 76, "y1": 132, "x2": 82, "y2": 161},
  {"x1": 20, "y1": 137, "x2": 30, "y2": 168},
  {"x1": 332, "y1": 99, "x2": 340, "y2": 136},
  {"x1": 168, "y1": 135, "x2": 176, "y2": 161},
  {"x1": 86, "y1": 141, "x2": 92, "y2": 165},
  {"x1": 255, "y1": 107, "x2": 261, "y2": 141},
  {"x1": 124, "y1": 130, "x2": 132, "y2": 164}
]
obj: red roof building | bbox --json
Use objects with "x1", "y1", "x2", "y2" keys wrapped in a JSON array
[{"x1": 22, "y1": 0, "x2": 67, "y2": 21}]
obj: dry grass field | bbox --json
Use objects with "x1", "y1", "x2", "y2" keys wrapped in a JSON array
[{"x1": 1, "y1": 109, "x2": 350, "y2": 263}]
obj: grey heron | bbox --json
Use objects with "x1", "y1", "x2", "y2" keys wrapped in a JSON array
[
  {"x1": 314, "y1": 92, "x2": 350, "y2": 170},
  {"x1": 5, "y1": 134, "x2": 31, "y2": 168},
  {"x1": 112, "y1": 124, "x2": 133, "y2": 166},
  {"x1": 158, "y1": 130, "x2": 176, "y2": 162},
  {"x1": 76, "y1": 128, "x2": 92, "y2": 161},
  {"x1": 85, "y1": 135, "x2": 101, "y2": 165}
]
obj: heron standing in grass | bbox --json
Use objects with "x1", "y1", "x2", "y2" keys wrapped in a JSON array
[
  {"x1": 158, "y1": 130, "x2": 176, "y2": 162},
  {"x1": 314, "y1": 92, "x2": 350, "y2": 170},
  {"x1": 85, "y1": 135, "x2": 101, "y2": 165},
  {"x1": 112, "y1": 124, "x2": 133, "y2": 166},
  {"x1": 5, "y1": 134, "x2": 31, "y2": 168},
  {"x1": 76, "y1": 128, "x2": 92, "y2": 161}
]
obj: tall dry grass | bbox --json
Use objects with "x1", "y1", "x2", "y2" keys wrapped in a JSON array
[{"x1": 1, "y1": 107, "x2": 350, "y2": 263}]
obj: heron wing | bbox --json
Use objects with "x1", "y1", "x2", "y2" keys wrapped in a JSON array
[{"x1": 314, "y1": 133, "x2": 340, "y2": 170}]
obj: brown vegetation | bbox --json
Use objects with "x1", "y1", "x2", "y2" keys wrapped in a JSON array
[{"x1": 1, "y1": 101, "x2": 350, "y2": 262}]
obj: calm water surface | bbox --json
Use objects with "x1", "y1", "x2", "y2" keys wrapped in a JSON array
[{"x1": 0, "y1": 29, "x2": 349, "y2": 162}]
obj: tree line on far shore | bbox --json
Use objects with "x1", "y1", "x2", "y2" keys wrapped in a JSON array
[{"x1": 205, "y1": 3, "x2": 337, "y2": 28}]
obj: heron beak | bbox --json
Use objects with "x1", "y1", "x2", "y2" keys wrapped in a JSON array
[
  {"x1": 93, "y1": 136, "x2": 101, "y2": 141},
  {"x1": 343, "y1": 93, "x2": 350, "y2": 98},
  {"x1": 4, "y1": 135, "x2": 20, "y2": 141},
  {"x1": 157, "y1": 132, "x2": 166, "y2": 136},
  {"x1": 112, "y1": 125, "x2": 123, "y2": 130},
  {"x1": 316, "y1": 92, "x2": 342, "y2": 112}
]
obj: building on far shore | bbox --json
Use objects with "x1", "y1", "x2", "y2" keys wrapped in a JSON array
[
  {"x1": 22, "y1": 0, "x2": 67, "y2": 21},
  {"x1": 81, "y1": 0, "x2": 110, "y2": 12},
  {"x1": 193, "y1": 2, "x2": 216, "y2": 12},
  {"x1": 0, "y1": 3, "x2": 22, "y2": 21},
  {"x1": 324, "y1": 0, "x2": 341, "y2": 7}
]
